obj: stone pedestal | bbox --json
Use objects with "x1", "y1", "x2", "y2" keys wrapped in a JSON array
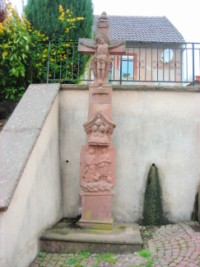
[{"x1": 79, "y1": 192, "x2": 113, "y2": 229}]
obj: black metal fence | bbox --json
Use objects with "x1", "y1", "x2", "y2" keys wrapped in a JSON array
[{"x1": 46, "y1": 41, "x2": 200, "y2": 86}]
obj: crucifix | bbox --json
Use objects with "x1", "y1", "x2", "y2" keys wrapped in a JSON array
[
  {"x1": 78, "y1": 12, "x2": 126, "y2": 87},
  {"x1": 78, "y1": 12, "x2": 126, "y2": 230}
]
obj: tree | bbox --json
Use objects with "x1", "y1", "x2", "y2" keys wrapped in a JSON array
[
  {"x1": 25, "y1": 0, "x2": 93, "y2": 82},
  {"x1": 61, "y1": 0, "x2": 93, "y2": 41},
  {"x1": 25, "y1": 0, "x2": 93, "y2": 40},
  {"x1": 0, "y1": 2, "x2": 82, "y2": 102}
]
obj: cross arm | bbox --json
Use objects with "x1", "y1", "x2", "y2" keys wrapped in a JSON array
[
  {"x1": 109, "y1": 40, "x2": 126, "y2": 55},
  {"x1": 78, "y1": 38, "x2": 96, "y2": 54}
]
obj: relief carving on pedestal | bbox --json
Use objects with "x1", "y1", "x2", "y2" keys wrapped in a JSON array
[
  {"x1": 80, "y1": 145, "x2": 115, "y2": 192},
  {"x1": 84, "y1": 112, "x2": 115, "y2": 146}
]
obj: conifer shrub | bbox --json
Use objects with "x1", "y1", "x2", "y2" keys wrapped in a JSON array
[{"x1": 142, "y1": 163, "x2": 166, "y2": 226}]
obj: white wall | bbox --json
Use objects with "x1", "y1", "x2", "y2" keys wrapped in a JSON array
[
  {"x1": 0, "y1": 85, "x2": 62, "y2": 267},
  {"x1": 59, "y1": 89, "x2": 88, "y2": 217},
  {"x1": 60, "y1": 85, "x2": 200, "y2": 223},
  {"x1": 112, "y1": 89, "x2": 200, "y2": 222}
]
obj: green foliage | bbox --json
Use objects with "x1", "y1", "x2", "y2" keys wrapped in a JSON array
[
  {"x1": 0, "y1": 3, "x2": 30, "y2": 101},
  {"x1": 95, "y1": 253, "x2": 117, "y2": 264},
  {"x1": 25, "y1": 0, "x2": 93, "y2": 40},
  {"x1": 38, "y1": 251, "x2": 46, "y2": 262},
  {"x1": 142, "y1": 164, "x2": 166, "y2": 226},
  {"x1": 63, "y1": 0, "x2": 93, "y2": 80},
  {"x1": 142, "y1": 228, "x2": 153, "y2": 239},
  {"x1": 25, "y1": 0, "x2": 64, "y2": 39},
  {"x1": 62, "y1": 0, "x2": 93, "y2": 41},
  {"x1": 25, "y1": 0, "x2": 93, "y2": 82},
  {"x1": 61, "y1": 252, "x2": 90, "y2": 267},
  {"x1": 4, "y1": 87, "x2": 25, "y2": 102},
  {"x1": 139, "y1": 250, "x2": 152, "y2": 258},
  {"x1": 0, "y1": 2, "x2": 85, "y2": 102},
  {"x1": 60, "y1": 252, "x2": 117, "y2": 267},
  {"x1": 131, "y1": 250, "x2": 155, "y2": 267}
]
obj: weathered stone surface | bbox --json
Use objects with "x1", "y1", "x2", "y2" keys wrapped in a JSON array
[
  {"x1": 0, "y1": 129, "x2": 39, "y2": 208},
  {"x1": 3, "y1": 84, "x2": 60, "y2": 131},
  {"x1": 40, "y1": 223, "x2": 143, "y2": 253}
]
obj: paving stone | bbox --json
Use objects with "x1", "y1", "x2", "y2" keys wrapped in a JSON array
[{"x1": 30, "y1": 222, "x2": 200, "y2": 267}]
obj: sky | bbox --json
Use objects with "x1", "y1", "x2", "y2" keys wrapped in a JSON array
[{"x1": 10, "y1": 0, "x2": 200, "y2": 43}]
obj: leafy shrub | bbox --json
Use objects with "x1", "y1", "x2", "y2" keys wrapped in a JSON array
[{"x1": 0, "y1": 1, "x2": 84, "y2": 102}]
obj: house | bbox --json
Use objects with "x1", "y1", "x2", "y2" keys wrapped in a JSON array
[{"x1": 89, "y1": 15, "x2": 186, "y2": 85}]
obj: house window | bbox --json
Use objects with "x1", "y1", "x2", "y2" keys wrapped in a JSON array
[{"x1": 121, "y1": 55, "x2": 134, "y2": 80}]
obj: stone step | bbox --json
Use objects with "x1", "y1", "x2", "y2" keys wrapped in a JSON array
[{"x1": 40, "y1": 220, "x2": 143, "y2": 254}]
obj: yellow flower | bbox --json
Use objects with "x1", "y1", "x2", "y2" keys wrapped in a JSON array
[
  {"x1": 59, "y1": 5, "x2": 64, "y2": 13},
  {"x1": 0, "y1": 24, "x2": 4, "y2": 34},
  {"x1": 59, "y1": 15, "x2": 64, "y2": 21},
  {"x1": 77, "y1": 17, "x2": 84, "y2": 21},
  {"x1": 65, "y1": 28, "x2": 69, "y2": 33},
  {"x1": 3, "y1": 51, "x2": 8, "y2": 57}
]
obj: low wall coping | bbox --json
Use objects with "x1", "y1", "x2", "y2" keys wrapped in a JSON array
[
  {"x1": 0, "y1": 84, "x2": 60, "y2": 211},
  {"x1": 61, "y1": 84, "x2": 200, "y2": 92}
]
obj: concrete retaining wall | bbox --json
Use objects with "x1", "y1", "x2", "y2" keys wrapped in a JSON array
[
  {"x1": 60, "y1": 84, "x2": 200, "y2": 223},
  {"x1": 0, "y1": 84, "x2": 62, "y2": 267}
]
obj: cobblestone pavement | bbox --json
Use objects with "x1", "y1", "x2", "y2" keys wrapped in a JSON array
[
  {"x1": 148, "y1": 223, "x2": 200, "y2": 267},
  {"x1": 30, "y1": 223, "x2": 200, "y2": 267}
]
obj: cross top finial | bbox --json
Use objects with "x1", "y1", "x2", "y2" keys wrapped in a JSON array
[
  {"x1": 100, "y1": 12, "x2": 108, "y2": 18},
  {"x1": 96, "y1": 11, "x2": 109, "y2": 44}
]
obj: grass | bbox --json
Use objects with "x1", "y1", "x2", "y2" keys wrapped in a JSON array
[
  {"x1": 59, "y1": 251, "x2": 117, "y2": 267},
  {"x1": 35, "y1": 249, "x2": 156, "y2": 267},
  {"x1": 95, "y1": 253, "x2": 117, "y2": 264},
  {"x1": 133, "y1": 250, "x2": 155, "y2": 267},
  {"x1": 38, "y1": 251, "x2": 46, "y2": 262}
]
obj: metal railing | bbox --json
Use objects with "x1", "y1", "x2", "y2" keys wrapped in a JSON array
[{"x1": 46, "y1": 41, "x2": 200, "y2": 86}]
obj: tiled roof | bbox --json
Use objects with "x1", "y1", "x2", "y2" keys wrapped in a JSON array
[{"x1": 93, "y1": 15, "x2": 185, "y2": 43}]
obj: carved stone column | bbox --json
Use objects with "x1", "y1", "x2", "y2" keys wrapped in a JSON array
[
  {"x1": 79, "y1": 85, "x2": 116, "y2": 229},
  {"x1": 78, "y1": 12, "x2": 125, "y2": 230}
]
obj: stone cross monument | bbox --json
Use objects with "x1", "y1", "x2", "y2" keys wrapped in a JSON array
[{"x1": 78, "y1": 12, "x2": 125, "y2": 229}]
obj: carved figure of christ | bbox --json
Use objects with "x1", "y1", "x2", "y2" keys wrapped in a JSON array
[{"x1": 78, "y1": 36, "x2": 126, "y2": 86}]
